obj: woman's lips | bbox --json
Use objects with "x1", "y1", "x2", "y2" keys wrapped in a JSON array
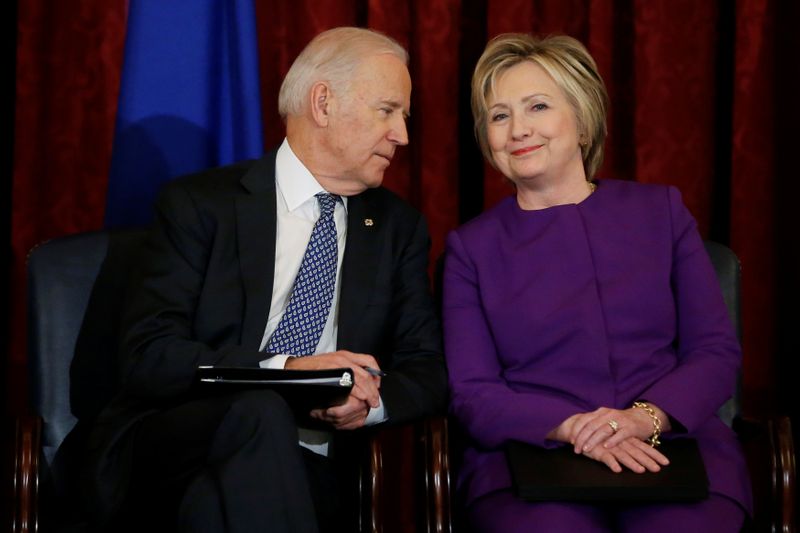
[{"x1": 511, "y1": 145, "x2": 542, "y2": 156}]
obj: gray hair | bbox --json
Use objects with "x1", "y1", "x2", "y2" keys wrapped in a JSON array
[{"x1": 278, "y1": 27, "x2": 409, "y2": 119}]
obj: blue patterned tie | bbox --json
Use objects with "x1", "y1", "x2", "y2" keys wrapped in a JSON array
[{"x1": 267, "y1": 193, "x2": 341, "y2": 356}]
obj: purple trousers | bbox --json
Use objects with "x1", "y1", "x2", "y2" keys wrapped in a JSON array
[{"x1": 468, "y1": 490, "x2": 745, "y2": 533}]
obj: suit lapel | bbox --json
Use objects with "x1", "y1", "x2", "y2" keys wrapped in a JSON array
[
  {"x1": 337, "y1": 192, "x2": 381, "y2": 349},
  {"x1": 233, "y1": 152, "x2": 383, "y2": 351},
  {"x1": 237, "y1": 153, "x2": 278, "y2": 350}
]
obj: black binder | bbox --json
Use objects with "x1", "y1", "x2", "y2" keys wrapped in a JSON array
[
  {"x1": 506, "y1": 438, "x2": 709, "y2": 502},
  {"x1": 193, "y1": 366, "x2": 354, "y2": 413}
]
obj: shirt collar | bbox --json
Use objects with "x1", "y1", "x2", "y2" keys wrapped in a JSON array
[{"x1": 276, "y1": 138, "x2": 348, "y2": 213}]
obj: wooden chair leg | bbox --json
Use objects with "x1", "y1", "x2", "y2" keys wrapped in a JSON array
[
  {"x1": 359, "y1": 434, "x2": 383, "y2": 533},
  {"x1": 767, "y1": 416, "x2": 795, "y2": 532},
  {"x1": 359, "y1": 417, "x2": 452, "y2": 533},
  {"x1": 419, "y1": 416, "x2": 451, "y2": 533},
  {"x1": 6, "y1": 415, "x2": 41, "y2": 533},
  {"x1": 736, "y1": 414, "x2": 796, "y2": 533}
]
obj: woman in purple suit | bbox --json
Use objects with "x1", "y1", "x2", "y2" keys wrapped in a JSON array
[{"x1": 443, "y1": 34, "x2": 751, "y2": 532}]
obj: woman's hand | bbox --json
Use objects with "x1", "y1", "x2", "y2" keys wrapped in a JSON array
[
  {"x1": 572, "y1": 405, "x2": 671, "y2": 454},
  {"x1": 548, "y1": 411, "x2": 670, "y2": 473},
  {"x1": 582, "y1": 436, "x2": 670, "y2": 473},
  {"x1": 548, "y1": 404, "x2": 671, "y2": 454}
]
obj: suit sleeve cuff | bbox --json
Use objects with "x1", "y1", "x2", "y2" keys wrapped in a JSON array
[
  {"x1": 259, "y1": 354, "x2": 291, "y2": 369},
  {"x1": 365, "y1": 396, "x2": 388, "y2": 426}
]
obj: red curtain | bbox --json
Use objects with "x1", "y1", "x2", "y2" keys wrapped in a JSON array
[{"x1": 10, "y1": 0, "x2": 795, "y2": 421}]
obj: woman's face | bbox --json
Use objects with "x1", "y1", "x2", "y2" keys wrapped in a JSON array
[{"x1": 486, "y1": 61, "x2": 585, "y2": 187}]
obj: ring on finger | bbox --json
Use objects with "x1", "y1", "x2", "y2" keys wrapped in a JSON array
[{"x1": 608, "y1": 419, "x2": 619, "y2": 433}]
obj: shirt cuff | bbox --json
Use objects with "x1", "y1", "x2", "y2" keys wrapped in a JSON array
[
  {"x1": 259, "y1": 353, "x2": 291, "y2": 369},
  {"x1": 364, "y1": 396, "x2": 388, "y2": 426}
]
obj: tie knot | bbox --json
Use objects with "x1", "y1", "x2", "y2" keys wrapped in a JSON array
[{"x1": 315, "y1": 193, "x2": 340, "y2": 217}]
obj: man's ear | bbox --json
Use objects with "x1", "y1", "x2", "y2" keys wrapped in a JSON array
[{"x1": 310, "y1": 82, "x2": 332, "y2": 127}]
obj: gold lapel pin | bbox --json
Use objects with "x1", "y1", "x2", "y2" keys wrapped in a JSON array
[{"x1": 364, "y1": 218, "x2": 374, "y2": 227}]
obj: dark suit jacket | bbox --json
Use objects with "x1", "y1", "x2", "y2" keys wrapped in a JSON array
[{"x1": 84, "y1": 150, "x2": 447, "y2": 522}]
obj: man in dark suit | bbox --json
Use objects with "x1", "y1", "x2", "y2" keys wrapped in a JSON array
[{"x1": 83, "y1": 27, "x2": 446, "y2": 533}]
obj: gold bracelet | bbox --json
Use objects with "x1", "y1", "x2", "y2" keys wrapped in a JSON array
[{"x1": 632, "y1": 401, "x2": 662, "y2": 447}]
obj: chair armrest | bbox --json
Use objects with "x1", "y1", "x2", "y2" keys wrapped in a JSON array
[
  {"x1": 4, "y1": 414, "x2": 41, "y2": 533},
  {"x1": 359, "y1": 416, "x2": 452, "y2": 533},
  {"x1": 361, "y1": 428, "x2": 384, "y2": 533},
  {"x1": 419, "y1": 415, "x2": 451, "y2": 533},
  {"x1": 734, "y1": 414, "x2": 795, "y2": 533}
]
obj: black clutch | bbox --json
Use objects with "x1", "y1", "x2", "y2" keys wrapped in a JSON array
[
  {"x1": 193, "y1": 366, "x2": 354, "y2": 414},
  {"x1": 506, "y1": 438, "x2": 709, "y2": 502}
]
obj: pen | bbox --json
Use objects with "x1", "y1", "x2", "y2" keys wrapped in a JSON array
[{"x1": 363, "y1": 366, "x2": 387, "y2": 377}]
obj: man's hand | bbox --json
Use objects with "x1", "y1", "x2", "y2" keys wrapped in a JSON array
[
  {"x1": 309, "y1": 395, "x2": 370, "y2": 430},
  {"x1": 284, "y1": 350, "x2": 382, "y2": 408}
]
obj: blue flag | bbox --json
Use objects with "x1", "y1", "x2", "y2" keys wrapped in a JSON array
[{"x1": 105, "y1": 0, "x2": 264, "y2": 227}]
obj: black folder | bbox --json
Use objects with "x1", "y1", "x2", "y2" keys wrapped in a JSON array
[
  {"x1": 506, "y1": 438, "x2": 709, "y2": 502},
  {"x1": 193, "y1": 366, "x2": 354, "y2": 413}
]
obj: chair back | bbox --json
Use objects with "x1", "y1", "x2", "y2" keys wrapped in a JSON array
[
  {"x1": 27, "y1": 229, "x2": 148, "y2": 472},
  {"x1": 28, "y1": 232, "x2": 107, "y2": 466},
  {"x1": 703, "y1": 241, "x2": 742, "y2": 427}
]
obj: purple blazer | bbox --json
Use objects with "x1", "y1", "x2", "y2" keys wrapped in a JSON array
[{"x1": 443, "y1": 179, "x2": 752, "y2": 513}]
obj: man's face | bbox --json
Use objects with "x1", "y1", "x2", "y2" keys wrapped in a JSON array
[{"x1": 324, "y1": 54, "x2": 411, "y2": 194}]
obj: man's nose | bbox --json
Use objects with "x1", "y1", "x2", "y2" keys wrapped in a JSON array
[{"x1": 388, "y1": 116, "x2": 409, "y2": 146}]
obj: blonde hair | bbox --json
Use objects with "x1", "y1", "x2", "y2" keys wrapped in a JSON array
[
  {"x1": 471, "y1": 34, "x2": 609, "y2": 179},
  {"x1": 278, "y1": 27, "x2": 408, "y2": 119}
]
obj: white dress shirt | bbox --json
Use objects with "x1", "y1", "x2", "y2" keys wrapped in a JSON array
[{"x1": 258, "y1": 139, "x2": 387, "y2": 455}]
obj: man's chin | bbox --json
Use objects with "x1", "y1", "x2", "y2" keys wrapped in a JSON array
[{"x1": 362, "y1": 171, "x2": 386, "y2": 189}]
